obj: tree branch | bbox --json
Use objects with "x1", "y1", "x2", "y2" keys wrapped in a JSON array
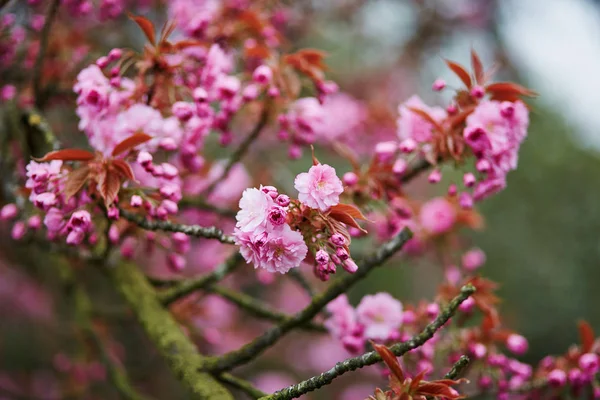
[
  {"x1": 32, "y1": 0, "x2": 60, "y2": 109},
  {"x1": 201, "y1": 104, "x2": 271, "y2": 196},
  {"x1": 201, "y1": 227, "x2": 413, "y2": 373},
  {"x1": 444, "y1": 355, "x2": 470, "y2": 380},
  {"x1": 259, "y1": 285, "x2": 475, "y2": 400},
  {"x1": 158, "y1": 253, "x2": 243, "y2": 305},
  {"x1": 106, "y1": 261, "x2": 233, "y2": 400},
  {"x1": 207, "y1": 285, "x2": 326, "y2": 332},
  {"x1": 401, "y1": 157, "x2": 432, "y2": 183},
  {"x1": 120, "y1": 208, "x2": 235, "y2": 244}
]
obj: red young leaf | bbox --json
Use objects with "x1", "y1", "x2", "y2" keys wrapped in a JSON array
[
  {"x1": 34, "y1": 149, "x2": 95, "y2": 162},
  {"x1": 98, "y1": 165, "x2": 122, "y2": 207},
  {"x1": 112, "y1": 133, "x2": 153, "y2": 157},
  {"x1": 63, "y1": 166, "x2": 90, "y2": 200},
  {"x1": 329, "y1": 209, "x2": 367, "y2": 234},
  {"x1": 409, "y1": 369, "x2": 428, "y2": 393},
  {"x1": 470, "y1": 49, "x2": 484, "y2": 84},
  {"x1": 111, "y1": 159, "x2": 136, "y2": 181},
  {"x1": 128, "y1": 13, "x2": 156, "y2": 45},
  {"x1": 330, "y1": 204, "x2": 368, "y2": 221},
  {"x1": 417, "y1": 382, "x2": 464, "y2": 399},
  {"x1": 485, "y1": 82, "x2": 538, "y2": 97},
  {"x1": 578, "y1": 320, "x2": 595, "y2": 353},
  {"x1": 444, "y1": 59, "x2": 472, "y2": 88},
  {"x1": 406, "y1": 107, "x2": 444, "y2": 133},
  {"x1": 372, "y1": 343, "x2": 404, "y2": 382}
]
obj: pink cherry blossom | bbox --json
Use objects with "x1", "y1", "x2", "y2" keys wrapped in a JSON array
[
  {"x1": 419, "y1": 197, "x2": 456, "y2": 235},
  {"x1": 397, "y1": 95, "x2": 446, "y2": 144},
  {"x1": 294, "y1": 164, "x2": 344, "y2": 212},
  {"x1": 235, "y1": 188, "x2": 273, "y2": 233},
  {"x1": 356, "y1": 292, "x2": 403, "y2": 340}
]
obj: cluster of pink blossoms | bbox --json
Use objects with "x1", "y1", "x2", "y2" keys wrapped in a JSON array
[{"x1": 234, "y1": 163, "x2": 361, "y2": 278}]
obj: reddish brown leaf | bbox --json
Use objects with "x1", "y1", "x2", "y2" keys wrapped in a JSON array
[
  {"x1": 409, "y1": 369, "x2": 428, "y2": 393},
  {"x1": 111, "y1": 160, "x2": 135, "y2": 181},
  {"x1": 417, "y1": 382, "x2": 464, "y2": 399},
  {"x1": 329, "y1": 209, "x2": 367, "y2": 234},
  {"x1": 406, "y1": 107, "x2": 444, "y2": 132},
  {"x1": 330, "y1": 203, "x2": 368, "y2": 221},
  {"x1": 578, "y1": 320, "x2": 595, "y2": 353},
  {"x1": 112, "y1": 133, "x2": 153, "y2": 157},
  {"x1": 128, "y1": 13, "x2": 156, "y2": 45},
  {"x1": 98, "y1": 165, "x2": 122, "y2": 207},
  {"x1": 372, "y1": 343, "x2": 404, "y2": 382},
  {"x1": 34, "y1": 149, "x2": 95, "y2": 162},
  {"x1": 471, "y1": 49, "x2": 484, "y2": 84},
  {"x1": 445, "y1": 59, "x2": 472, "y2": 88},
  {"x1": 485, "y1": 82, "x2": 538, "y2": 97},
  {"x1": 63, "y1": 166, "x2": 90, "y2": 200}
]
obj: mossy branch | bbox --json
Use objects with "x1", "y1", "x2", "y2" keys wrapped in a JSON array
[{"x1": 106, "y1": 261, "x2": 233, "y2": 400}]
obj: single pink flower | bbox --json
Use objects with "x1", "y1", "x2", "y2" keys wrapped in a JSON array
[
  {"x1": 235, "y1": 188, "x2": 273, "y2": 233},
  {"x1": 356, "y1": 292, "x2": 403, "y2": 340},
  {"x1": 419, "y1": 197, "x2": 456, "y2": 235},
  {"x1": 294, "y1": 164, "x2": 343, "y2": 212}
]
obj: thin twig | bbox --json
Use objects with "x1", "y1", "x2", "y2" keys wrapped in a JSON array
[
  {"x1": 217, "y1": 373, "x2": 268, "y2": 399},
  {"x1": 201, "y1": 227, "x2": 413, "y2": 373},
  {"x1": 207, "y1": 285, "x2": 326, "y2": 332},
  {"x1": 259, "y1": 285, "x2": 475, "y2": 400},
  {"x1": 120, "y1": 208, "x2": 235, "y2": 244},
  {"x1": 32, "y1": 0, "x2": 60, "y2": 109},
  {"x1": 201, "y1": 105, "x2": 271, "y2": 196},
  {"x1": 158, "y1": 253, "x2": 243, "y2": 305},
  {"x1": 401, "y1": 157, "x2": 432, "y2": 183}
]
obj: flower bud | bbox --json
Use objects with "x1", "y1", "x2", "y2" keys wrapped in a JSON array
[
  {"x1": 0, "y1": 203, "x2": 18, "y2": 220},
  {"x1": 11, "y1": 221, "x2": 26, "y2": 240},
  {"x1": 252, "y1": 65, "x2": 273, "y2": 85},
  {"x1": 432, "y1": 78, "x2": 446, "y2": 91},
  {"x1": 506, "y1": 334, "x2": 528, "y2": 355},
  {"x1": 342, "y1": 259, "x2": 358, "y2": 273},
  {"x1": 343, "y1": 172, "x2": 359, "y2": 186},
  {"x1": 548, "y1": 369, "x2": 567, "y2": 387},
  {"x1": 315, "y1": 249, "x2": 329, "y2": 265},
  {"x1": 330, "y1": 233, "x2": 346, "y2": 247}
]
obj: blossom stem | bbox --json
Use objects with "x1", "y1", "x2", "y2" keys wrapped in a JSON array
[
  {"x1": 120, "y1": 208, "x2": 235, "y2": 244},
  {"x1": 217, "y1": 373, "x2": 268, "y2": 399},
  {"x1": 32, "y1": 0, "x2": 60, "y2": 109},
  {"x1": 158, "y1": 253, "x2": 243, "y2": 305},
  {"x1": 259, "y1": 284, "x2": 475, "y2": 400},
  {"x1": 207, "y1": 285, "x2": 326, "y2": 332},
  {"x1": 201, "y1": 104, "x2": 270, "y2": 196},
  {"x1": 201, "y1": 227, "x2": 414, "y2": 373}
]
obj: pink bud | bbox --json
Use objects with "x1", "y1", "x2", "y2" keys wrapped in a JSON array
[
  {"x1": 342, "y1": 335, "x2": 363, "y2": 353},
  {"x1": 343, "y1": 172, "x2": 359, "y2": 186},
  {"x1": 459, "y1": 192, "x2": 473, "y2": 209},
  {"x1": 27, "y1": 215, "x2": 41, "y2": 230},
  {"x1": 471, "y1": 85, "x2": 485, "y2": 98},
  {"x1": 108, "y1": 225, "x2": 119, "y2": 244},
  {"x1": 120, "y1": 237, "x2": 137, "y2": 259},
  {"x1": 463, "y1": 172, "x2": 476, "y2": 187},
  {"x1": 288, "y1": 145, "x2": 302, "y2": 160},
  {"x1": 330, "y1": 233, "x2": 346, "y2": 246},
  {"x1": 432, "y1": 78, "x2": 446, "y2": 91},
  {"x1": 267, "y1": 86, "x2": 280, "y2": 98},
  {"x1": 462, "y1": 248, "x2": 486, "y2": 271},
  {"x1": 458, "y1": 296, "x2": 475, "y2": 313},
  {"x1": 193, "y1": 87, "x2": 208, "y2": 102},
  {"x1": 44, "y1": 208, "x2": 65, "y2": 232},
  {"x1": 469, "y1": 343, "x2": 487, "y2": 359},
  {"x1": 336, "y1": 247, "x2": 349, "y2": 260},
  {"x1": 159, "y1": 137, "x2": 178, "y2": 151},
  {"x1": 446, "y1": 103, "x2": 458, "y2": 114},
  {"x1": 399, "y1": 138, "x2": 417, "y2": 153},
  {"x1": 374, "y1": 141, "x2": 397, "y2": 162},
  {"x1": 107, "y1": 207, "x2": 119, "y2": 220},
  {"x1": 506, "y1": 334, "x2": 528, "y2": 355},
  {"x1": 315, "y1": 249, "x2": 329, "y2": 265},
  {"x1": 130, "y1": 195, "x2": 142, "y2": 207},
  {"x1": 161, "y1": 163, "x2": 179, "y2": 180},
  {"x1": 428, "y1": 169, "x2": 442, "y2": 184},
  {"x1": 478, "y1": 375, "x2": 493, "y2": 390},
  {"x1": 0, "y1": 203, "x2": 18, "y2": 220},
  {"x1": 167, "y1": 253, "x2": 186, "y2": 273},
  {"x1": 392, "y1": 158, "x2": 408, "y2": 176},
  {"x1": 426, "y1": 303, "x2": 439, "y2": 318},
  {"x1": 137, "y1": 151, "x2": 153, "y2": 167},
  {"x1": 172, "y1": 232, "x2": 190, "y2": 254},
  {"x1": 568, "y1": 368, "x2": 583, "y2": 387},
  {"x1": 108, "y1": 48, "x2": 122, "y2": 61},
  {"x1": 242, "y1": 84, "x2": 260, "y2": 101},
  {"x1": 447, "y1": 184, "x2": 458, "y2": 196},
  {"x1": 252, "y1": 65, "x2": 273, "y2": 85},
  {"x1": 342, "y1": 259, "x2": 358, "y2": 273},
  {"x1": 96, "y1": 56, "x2": 109, "y2": 68},
  {"x1": 476, "y1": 158, "x2": 491, "y2": 172},
  {"x1": 172, "y1": 102, "x2": 194, "y2": 121},
  {"x1": 548, "y1": 369, "x2": 567, "y2": 387},
  {"x1": 275, "y1": 194, "x2": 290, "y2": 207},
  {"x1": 276, "y1": 129, "x2": 289, "y2": 141},
  {"x1": 487, "y1": 354, "x2": 507, "y2": 368},
  {"x1": 579, "y1": 353, "x2": 599, "y2": 374},
  {"x1": 11, "y1": 221, "x2": 26, "y2": 240},
  {"x1": 69, "y1": 210, "x2": 91, "y2": 231}
]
